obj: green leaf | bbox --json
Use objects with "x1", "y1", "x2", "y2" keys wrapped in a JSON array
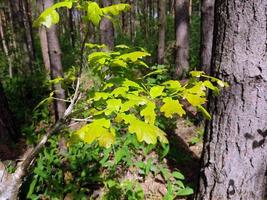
[
  {"x1": 190, "y1": 71, "x2": 205, "y2": 77},
  {"x1": 115, "y1": 44, "x2": 130, "y2": 49},
  {"x1": 150, "y1": 86, "x2": 165, "y2": 98},
  {"x1": 88, "y1": 52, "x2": 110, "y2": 64},
  {"x1": 74, "y1": 119, "x2": 115, "y2": 148},
  {"x1": 85, "y1": 43, "x2": 107, "y2": 49},
  {"x1": 34, "y1": 1, "x2": 72, "y2": 28},
  {"x1": 94, "y1": 92, "x2": 111, "y2": 101},
  {"x1": 160, "y1": 97, "x2": 185, "y2": 118},
  {"x1": 110, "y1": 59, "x2": 128, "y2": 68},
  {"x1": 172, "y1": 171, "x2": 185, "y2": 180},
  {"x1": 122, "y1": 79, "x2": 143, "y2": 89},
  {"x1": 120, "y1": 114, "x2": 168, "y2": 144},
  {"x1": 101, "y1": 4, "x2": 130, "y2": 15},
  {"x1": 118, "y1": 51, "x2": 151, "y2": 62},
  {"x1": 162, "y1": 80, "x2": 182, "y2": 90},
  {"x1": 52, "y1": 1, "x2": 72, "y2": 9},
  {"x1": 111, "y1": 87, "x2": 128, "y2": 97},
  {"x1": 140, "y1": 102, "x2": 156, "y2": 124},
  {"x1": 105, "y1": 99, "x2": 122, "y2": 115},
  {"x1": 120, "y1": 100, "x2": 138, "y2": 112},
  {"x1": 176, "y1": 187, "x2": 194, "y2": 196},
  {"x1": 197, "y1": 105, "x2": 211, "y2": 120},
  {"x1": 184, "y1": 93, "x2": 206, "y2": 107},
  {"x1": 87, "y1": 2, "x2": 103, "y2": 26},
  {"x1": 143, "y1": 68, "x2": 167, "y2": 78}
]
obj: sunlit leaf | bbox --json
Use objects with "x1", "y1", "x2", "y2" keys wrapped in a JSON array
[
  {"x1": 105, "y1": 99, "x2": 121, "y2": 115},
  {"x1": 197, "y1": 105, "x2": 211, "y2": 120},
  {"x1": 140, "y1": 102, "x2": 156, "y2": 124},
  {"x1": 118, "y1": 51, "x2": 151, "y2": 62},
  {"x1": 102, "y1": 3, "x2": 130, "y2": 16},
  {"x1": 184, "y1": 93, "x2": 206, "y2": 107},
  {"x1": 75, "y1": 119, "x2": 114, "y2": 148},
  {"x1": 150, "y1": 86, "x2": 165, "y2": 98},
  {"x1": 87, "y1": 2, "x2": 103, "y2": 26},
  {"x1": 94, "y1": 92, "x2": 111, "y2": 101},
  {"x1": 120, "y1": 114, "x2": 168, "y2": 144},
  {"x1": 110, "y1": 59, "x2": 128, "y2": 68},
  {"x1": 111, "y1": 87, "x2": 128, "y2": 97},
  {"x1": 162, "y1": 80, "x2": 182, "y2": 91},
  {"x1": 190, "y1": 71, "x2": 205, "y2": 77},
  {"x1": 160, "y1": 97, "x2": 185, "y2": 118}
]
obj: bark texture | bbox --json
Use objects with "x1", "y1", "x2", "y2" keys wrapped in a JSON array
[
  {"x1": 196, "y1": 1, "x2": 267, "y2": 199},
  {"x1": 200, "y1": 0, "x2": 214, "y2": 74},
  {"x1": 45, "y1": 0, "x2": 66, "y2": 119},
  {"x1": 174, "y1": 0, "x2": 190, "y2": 77},
  {"x1": 157, "y1": 0, "x2": 166, "y2": 64},
  {"x1": 100, "y1": 0, "x2": 114, "y2": 50}
]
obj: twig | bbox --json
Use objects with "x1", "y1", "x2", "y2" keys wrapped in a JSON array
[{"x1": 0, "y1": 78, "x2": 81, "y2": 200}]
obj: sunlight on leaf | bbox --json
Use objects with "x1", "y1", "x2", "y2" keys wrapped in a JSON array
[{"x1": 160, "y1": 97, "x2": 185, "y2": 118}]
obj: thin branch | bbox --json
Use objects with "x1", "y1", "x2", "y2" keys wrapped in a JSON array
[{"x1": 0, "y1": 78, "x2": 81, "y2": 200}]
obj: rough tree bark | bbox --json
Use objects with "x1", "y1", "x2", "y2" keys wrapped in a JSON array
[
  {"x1": 174, "y1": 0, "x2": 190, "y2": 77},
  {"x1": 157, "y1": 0, "x2": 166, "y2": 64},
  {"x1": 196, "y1": 1, "x2": 267, "y2": 199},
  {"x1": 38, "y1": 0, "x2": 51, "y2": 74},
  {"x1": 45, "y1": 0, "x2": 66, "y2": 119},
  {"x1": 200, "y1": 0, "x2": 214, "y2": 74},
  {"x1": 100, "y1": 0, "x2": 114, "y2": 50},
  {"x1": 0, "y1": 82, "x2": 19, "y2": 160}
]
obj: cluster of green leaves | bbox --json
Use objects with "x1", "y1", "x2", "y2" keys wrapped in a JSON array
[
  {"x1": 72, "y1": 44, "x2": 226, "y2": 148},
  {"x1": 34, "y1": 0, "x2": 130, "y2": 28}
]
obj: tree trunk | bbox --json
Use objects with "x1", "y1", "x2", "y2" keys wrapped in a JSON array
[
  {"x1": 21, "y1": 0, "x2": 36, "y2": 68},
  {"x1": 45, "y1": 0, "x2": 66, "y2": 119},
  {"x1": 200, "y1": 0, "x2": 214, "y2": 74},
  {"x1": 0, "y1": 11, "x2": 13, "y2": 78},
  {"x1": 100, "y1": 0, "x2": 114, "y2": 50},
  {"x1": 196, "y1": 1, "x2": 267, "y2": 199},
  {"x1": 174, "y1": 0, "x2": 190, "y2": 78},
  {"x1": 0, "y1": 82, "x2": 19, "y2": 160},
  {"x1": 157, "y1": 0, "x2": 166, "y2": 64},
  {"x1": 38, "y1": 0, "x2": 51, "y2": 74},
  {"x1": 129, "y1": 0, "x2": 136, "y2": 44}
]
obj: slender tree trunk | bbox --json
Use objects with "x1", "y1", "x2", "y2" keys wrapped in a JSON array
[
  {"x1": 21, "y1": 0, "x2": 36, "y2": 67},
  {"x1": 68, "y1": 8, "x2": 75, "y2": 48},
  {"x1": 100, "y1": 0, "x2": 114, "y2": 50},
  {"x1": 38, "y1": 0, "x2": 51, "y2": 74},
  {"x1": 0, "y1": 82, "x2": 19, "y2": 160},
  {"x1": 196, "y1": 1, "x2": 267, "y2": 199},
  {"x1": 200, "y1": 0, "x2": 214, "y2": 74},
  {"x1": 174, "y1": 0, "x2": 190, "y2": 78},
  {"x1": 129, "y1": 0, "x2": 136, "y2": 44},
  {"x1": 157, "y1": 0, "x2": 166, "y2": 64},
  {"x1": 45, "y1": 0, "x2": 66, "y2": 119},
  {"x1": 0, "y1": 11, "x2": 13, "y2": 78}
]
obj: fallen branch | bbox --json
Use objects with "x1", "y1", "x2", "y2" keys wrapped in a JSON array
[{"x1": 0, "y1": 78, "x2": 80, "y2": 200}]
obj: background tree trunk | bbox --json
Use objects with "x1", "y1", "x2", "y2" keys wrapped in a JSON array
[
  {"x1": 196, "y1": 1, "x2": 267, "y2": 199},
  {"x1": 45, "y1": 0, "x2": 66, "y2": 119},
  {"x1": 157, "y1": 0, "x2": 166, "y2": 64},
  {"x1": 200, "y1": 0, "x2": 214, "y2": 74},
  {"x1": 38, "y1": 0, "x2": 51, "y2": 74},
  {"x1": 174, "y1": 0, "x2": 189, "y2": 77},
  {"x1": 100, "y1": 0, "x2": 114, "y2": 50}
]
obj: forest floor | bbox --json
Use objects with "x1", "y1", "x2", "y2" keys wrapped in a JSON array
[{"x1": 141, "y1": 119, "x2": 203, "y2": 199}]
